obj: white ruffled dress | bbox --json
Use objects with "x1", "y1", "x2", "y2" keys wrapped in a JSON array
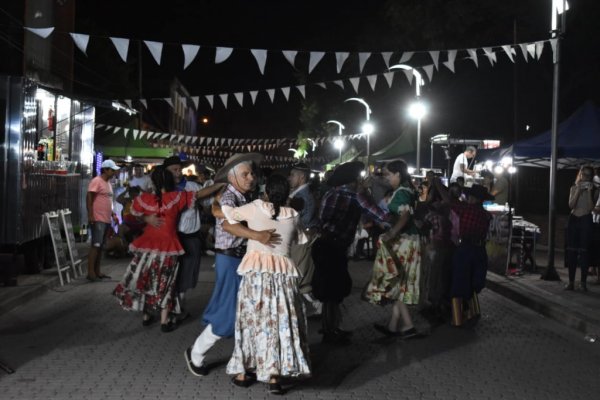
[{"x1": 223, "y1": 200, "x2": 311, "y2": 383}]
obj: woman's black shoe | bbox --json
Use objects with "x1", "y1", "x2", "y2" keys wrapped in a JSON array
[
  {"x1": 373, "y1": 323, "x2": 401, "y2": 337},
  {"x1": 268, "y1": 382, "x2": 285, "y2": 395},
  {"x1": 142, "y1": 314, "x2": 155, "y2": 327},
  {"x1": 231, "y1": 373, "x2": 256, "y2": 388},
  {"x1": 161, "y1": 321, "x2": 177, "y2": 333}
]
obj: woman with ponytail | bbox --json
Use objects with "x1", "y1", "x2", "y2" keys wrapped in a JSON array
[
  {"x1": 216, "y1": 174, "x2": 310, "y2": 395},
  {"x1": 113, "y1": 166, "x2": 224, "y2": 332}
]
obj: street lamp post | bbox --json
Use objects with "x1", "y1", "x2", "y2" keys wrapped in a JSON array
[
  {"x1": 344, "y1": 98, "x2": 372, "y2": 174},
  {"x1": 389, "y1": 64, "x2": 426, "y2": 174},
  {"x1": 327, "y1": 120, "x2": 345, "y2": 164}
]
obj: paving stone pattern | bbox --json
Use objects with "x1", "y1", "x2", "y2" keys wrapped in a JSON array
[{"x1": 0, "y1": 257, "x2": 599, "y2": 400}]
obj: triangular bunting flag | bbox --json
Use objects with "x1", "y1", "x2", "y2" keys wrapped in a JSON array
[
  {"x1": 178, "y1": 135, "x2": 185, "y2": 142},
  {"x1": 250, "y1": 49, "x2": 268, "y2": 74},
  {"x1": 467, "y1": 49, "x2": 479, "y2": 67},
  {"x1": 170, "y1": 134, "x2": 176, "y2": 142},
  {"x1": 124, "y1": 99, "x2": 132, "y2": 108},
  {"x1": 185, "y1": 136, "x2": 191, "y2": 144},
  {"x1": 349, "y1": 77, "x2": 360, "y2": 93},
  {"x1": 381, "y1": 52, "x2": 392, "y2": 68},
  {"x1": 164, "y1": 98, "x2": 173, "y2": 108},
  {"x1": 281, "y1": 87, "x2": 290, "y2": 101},
  {"x1": 139, "y1": 130, "x2": 146, "y2": 139},
  {"x1": 191, "y1": 96, "x2": 199, "y2": 109},
  {"x1": 358, "y1": 52, "x2": 371, "y2": 73},
  {"x1": 282, "y1": 50, "x2": 298, "y2": 67},
  {"x1": 443, "y1": 49, "x2": 457, "y2": 72},
  {"x1": 199, "y1": 137, "x2": 206, "y2": 145},
  {"x1": 429, "y1": 51, "x2": 440, "y2": 70},
  {"x1": 267, "y1": 89, "x2": 275, "y2": 103},
  {"x1": 132, "y1": 129, "x2": 139, "y2": 140},
  {"x1": 519, "y1": 43, "x2": 529, "y2": 62},
  {"x1": 366, "y1": 75, "x2": 378, "y2": 91},
  {"x1": 207, "y1": 137, "x2": 213, "y2": 145},
  {"x1": 296, "y1": 85, "x2": 306, "y2": 98},
  {"x1": 69, "y1": 33, "x2": 89, "y2": 55},
  {"x1": 482, "y1": 47, "x2": 497, "y2": 65},
  {"x1": 249, "y1": 90, "x2": 258, "y2": 105},
  {"x1": 502, "y1": 45, "x2": 515, "y2": 63},
  {"x1": 335, "y1": 52, "x2": 350, "y2": 73},
  {"x1": 123, "y1": 128, "x2": 130, "y2": 138},
  {"x1": 140, "y1": 99, "x2": 147, "y2": 108},
  {"x1": 398, "y1": 51, "x2": 413, "y2": 63},
  {"x1": 113, "y1": 126, "x2": 121, "y2": 134},
  {"x1": 233, "y1": 92, "x2": 244, "y2": 107},
  {"x1": 205, "y1": 95, "x2": 214, "y2": 108},
  {"x1": 160, "y1": 133, "x2": 169, "y2": 140},
  {"x1": 402, "y1": 69, "x2": 413, "y2": 84},
  {"x1": 191, "y1": 137, "x2": 199, "y2": 144},
  {"x1": 333, "y1": 80, "x2": 344, "y2": 89},
  {"x1": 96, "y1": 124, "x2": 105, "y2": 129},
  {"x1": 316, "y1": 82, "x2": 327, "y2": 89},
  {"x1": 215, "y1": 47, "x2": 233, "y2": 64},
  {"x1": 25, "y1": 27, "x2": 54, "y2": 38},
  {"x1": 110, "y1": 37, "x2": 130, "y2": 62},
  {"x1": 182, "y1": 44, "x2": 200, "y2": 69},
  {"x1": 535, "y1": 41, "x2": 544, "y2": 59},
  {"x1": 144, "y1": 40, "x2": 163, "y2": 65},
  {"x1": 526, "y1": 43, "x2": 536, "y2": 59},
  {"x1": 308, "y1": 51, "x2": 325, "y2": 74},
  {"x1": 423, "y1": 65, "x2": 434, "y2": 83},
  {"x1": 550, "y1": 38, "x2": 558, "y2": 63},
  {"x1": 383, "y1": 71, "x2": 394, "y2": 88}
]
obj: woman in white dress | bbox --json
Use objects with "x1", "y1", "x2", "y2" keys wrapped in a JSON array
[{"x1": 219, "y1": 174, "x2": 310, "y2": 395}]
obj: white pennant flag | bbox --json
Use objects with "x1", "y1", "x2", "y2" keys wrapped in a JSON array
[
  {"x1": 296, "y1": 85, "x2": 306, "y2": 98},
  {"x1": 185, "y1": 136, "x2": 191, "y2": 144},
  {"x1": 205, "y1": 95, "x2": 214, "y2": 108},
  {"x1": 383, "y1": 71, "x2": 394, "y2": 88},
  {"x1": 316, "y1": 82, "x2": 327, "y2": 89},
  {"x1": 349, "y1": 77, "x2": 360, "y2": 93},
  {"x1": 178, "y1": 134, "x2": 185, "y2": 142},
  {"x1": 139, "y1": 130, "x2": 147, "y2": 139},
  {"x1": 398, "y1": 51, "x2": 413, "y2": 63},
  {"x1": 140, "y1": 99, "x2": 147, "y2": 108},
  {"x1": 366, "y1": 75, "x2": 378, "y2": 91},
  {"x1": 333, "y1": 80, "x2": 344, "y2": 89},
  {"x1": 429, "y1": 51, "x2": 440, "y2": 70},
  {"x1": 443, "y1": 49, "x2": 457, "y2": 72},
  {"x1": 191, "y1": 137, "x2": 199, "y2": 144},
  {"x1": 110, "y1": 37, "x2": 130, "y2": 62},
  {"x1": 550, "y1": 38, "x2": 558, "y2": 63},
  {"x1": 215, "y1": 47, "x2": 233, "y2": 64},
  {"x1": 308, "y1": 51, "x2": 326, "y2": 74},
  {"x1": 358, "y1": 52, "x2": 371, "y2": 73},
  {"x1": 170, "y1": 134, "x2": 176, "y2": 142},
  {"x1": 144, "y1": 41, "x2": 163, "y2": 65},
  {"x1": 526, "y1": 43, "x2": 536, "y2": 59},
  {"x1": 250, "y1": 49, "x2": 268, "y2": 74},
  {"x1": 191, "y1": 96, "x2": 199, "y2": 109},
  {"x1": 233, "y1": 92, "x2": 244, "y2": 107},
  {"x1": 267, "y1": 89, "x2": 276, "y2": 103},
  {"x1": 249, "y1": 90, "x2": 258, "y2": 105},
  {"x1": 113, "y1": 126, "x2": 121, "y2": 134},
  {"x1": 467, "y1": 49, "x2": 479, "y2": 67},
  {"x1": 402, "y1": 68, "x2": 413, "y2": 84},
  {"x1": 123, "y1": 128, "x2": 130, "y2": 138},
  {"x1": 335, "y1": 52, "x2": 350, "y2": 73},
  {"x1": 502, "y1": 45, "x2": 515, "y2": 62},
  {"x1": 132, "y1": 129, "x2": 139, "y2": 140},
  {"x1": 281, "y1": 87, "x2": 290, "y2": 101},
  {"x1": 207, "y1": 137, "x2": 213, "y2": 145},
  {"x1": 25, "y1": 26, "x2": 55, "y2": 39},
  {"x1": 282, "y1": 50, "x2": 298, "y2": 67},
  {"x1": 381, "y1": 52, "x2": 393, "y2": 68},
  {"x1": 182, "y1": 44, "x2": 200, "y2": 69},
  {"x1": 519, "y1": 43, "x2": 529, "y2": 61},
  {"x1": 535, "y1": 41, "x2": 544, "y2": 59},
  {"x1": 69, "y1": 33, "x2": 89, "y2": 55},
  {"x1": 96, "y1": 124, "x2": 106, "y2": 129},
  {"x1": 423, "y1": 65, "x2": 434, "y2": 83},
  {"x1": 124, "y1": 99, "x2": 132, "y2": 108},
  {"x1": 199, "y1": 137, "x2": 206, "y2": 145},
  {"x1": 482, "y1": 47, "x2": 497, "y2": 65},
  {"x1": 164, "y1": 98, "x2": 173, "y2": 108}
]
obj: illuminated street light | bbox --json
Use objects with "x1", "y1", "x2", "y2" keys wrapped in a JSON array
[
  {"x1": 327, "y1": 120, "x2": 345, "y2": 164},
  {"x1": 345, "y1": 97, "x2": 372, "y2": 175},
  {"x1": 390, "y1": 64, "x2": 426, "y2": 174}
]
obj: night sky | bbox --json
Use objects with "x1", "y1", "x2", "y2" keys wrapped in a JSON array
[{"x1": 5, "y1": 0, "x2": 600, "y2": 164}]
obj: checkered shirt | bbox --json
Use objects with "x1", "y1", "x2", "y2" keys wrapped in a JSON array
[
  {"x1": 214, "y1": 184, "x2": 248, "y2": 250},
  {"x1": 451, "y1": 201, "x2": 492, "y2": 240}
]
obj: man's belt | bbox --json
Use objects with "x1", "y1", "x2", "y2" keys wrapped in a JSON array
[
  {"x1": 458, "y1": 237, "x2": 486, "y2": 247},
  {"x1": 215, "y1": 246, "x2": 247, "y2": 259}
]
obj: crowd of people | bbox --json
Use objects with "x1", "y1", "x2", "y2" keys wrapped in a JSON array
[{"x1": 85, "y1": 152, "x2": 500, "y2": 395}]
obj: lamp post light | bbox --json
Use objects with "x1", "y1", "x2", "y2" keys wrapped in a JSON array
[
  {"x1": 344, "y1": 97, "x2": 372, "y2": 175},
  {"x1": 390, "y1": 64, "x2": 426, "y2": 174},
  {"x1": 327, "y1": 120, "x2": 345, "y2": 164}
]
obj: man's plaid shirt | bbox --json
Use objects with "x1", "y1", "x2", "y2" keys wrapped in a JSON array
[{"x1": 214, "y1": 184, "x2": 248, "y2": 250}]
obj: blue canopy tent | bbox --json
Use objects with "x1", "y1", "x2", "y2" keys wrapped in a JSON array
[{"x1": 497, "y1": 101, "x2": 600, "y2": 169}]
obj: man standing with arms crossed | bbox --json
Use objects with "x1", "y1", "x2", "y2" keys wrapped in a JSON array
[
  {"x1": 86, "y1": 159, "x2": 120, "y2": 281},
  {"x1": 184, "y1": 153, "x2": 280, "y2": 376}
]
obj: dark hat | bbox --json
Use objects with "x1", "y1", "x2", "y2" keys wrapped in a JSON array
[
  {"x1": 163, "y1": 156, "x2": 183, "y2": 168},
  {"x1": 327, "y1": 161, "x2": 365, "y2": 187},
  {"x1": 214, "y1": 153, "x2": 264, "y2": 183},
  {"x1": 291, "y1": 162, "x2": 311, "y2": 172},
  {"x1": 464, "y1": 184, "x2": 495, "y2": 201}
]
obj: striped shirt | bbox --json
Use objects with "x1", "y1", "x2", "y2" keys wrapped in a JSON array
[{"x1": 214, "y1": 184, "x2": 248, "y2": 250}]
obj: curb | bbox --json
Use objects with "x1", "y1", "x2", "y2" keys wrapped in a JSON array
[{"x1": 485, "y1": 272, "x2": 600, "y2": 336}]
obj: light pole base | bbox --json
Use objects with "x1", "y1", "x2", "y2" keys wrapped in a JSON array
[{"x1": 539, "y1": 266, "x2": 561, "y2": 281}]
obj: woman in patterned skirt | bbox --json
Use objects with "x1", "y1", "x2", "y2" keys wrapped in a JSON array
[
  {"x1": 219, "y1": 175, "x2": 310, "y2": 395},
  {"x1": 363, "y1": 159, "x2": 423, "y2": 339},
  {"x1": 113, "y1": 166, "x2": 222, "y2": 332}
]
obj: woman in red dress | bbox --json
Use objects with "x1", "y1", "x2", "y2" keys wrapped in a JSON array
[{"x1": 113, "y1": 166, "x2": 223, "y2": 332}]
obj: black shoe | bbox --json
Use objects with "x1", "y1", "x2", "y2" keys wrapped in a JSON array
[
  {"x1": 176, "y1": 311, "x2": 191, "y2": 323},
  {"x1": 184, "y1": 348, "x2": 209, "y2": 376},
  {"x1": 373, "y1": 323, "x2": 401, "y2": 337},
  {"x1": 398, "y1": 327, "x2": 421, "y2": 340},
  {"x1": 142, "y1": 314, "x2": 155, "y2": 327},
  {"x1": 564, "y1": 282, "x2": 574, "y2": 291},
  {"x1": 231, "y1": 372, "x2": 257, "y2": 388},
  {"x1": 161, "y1": 321, "x2": 177, "y2": 333},
  {"x1": 268, "y1": 382, "x2": 286, "y2": 395}
]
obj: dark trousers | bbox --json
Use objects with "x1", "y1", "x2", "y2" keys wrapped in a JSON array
[{"x1": 565, "y1": 214, "x2": 593, "y2": 283}]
